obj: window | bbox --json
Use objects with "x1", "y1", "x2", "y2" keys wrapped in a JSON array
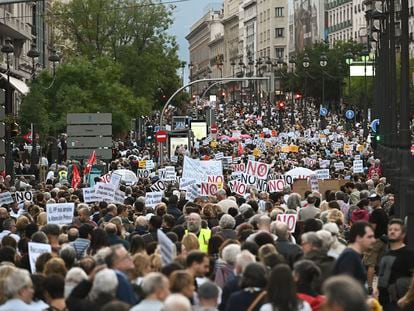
[
  {"x1": 275, "y1": 48, "x2": 284, "y2": 59},
  {"x1": 275, "y1": 7, "x2": 284, "y2": 17},
  {"x1": 275, "y1": 28, "x2": 284, "y2": 38}
]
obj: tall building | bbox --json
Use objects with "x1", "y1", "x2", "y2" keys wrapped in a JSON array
[
  {"x1": 326, "y1": 0, "x2": 353, "y2": 46},
  {"x1": 223, "y1": 0, "x2": 241, "y2": 77},
  {"x1": 186, "y1": 9, "x2": 224, "y2": 95},
  {"x1": 257, "y1": 0, "x2": 288, "y2": 61}
]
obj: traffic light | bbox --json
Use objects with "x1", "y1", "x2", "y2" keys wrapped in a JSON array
[
  {"x1": 294, "y1": 93, "x2": 302, "y2": 100},
  {"x1": 221, "y1": 91, "x2": 226, "y2": 97},
  {"x1": 146, "y1": 125, "x2": 154, "y2": 141},
  {"x1": 277, "y1": 101, "x2": 285, "y2": 110}
]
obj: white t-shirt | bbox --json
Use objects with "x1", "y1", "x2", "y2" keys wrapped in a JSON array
[{"x1": 259, "y1": 300, "x2": 312, "y2": 311}]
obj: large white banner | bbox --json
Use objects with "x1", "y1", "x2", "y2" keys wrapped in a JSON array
[
  {"x1": 46, "y1": 203, "x2": 75, "y2": 225},
  {"x1": 182, "y1": 156, "x2": 223, "y2": 184},
  {"x1": 28, "y1": 242, "x2": 51, "y2": 273}
]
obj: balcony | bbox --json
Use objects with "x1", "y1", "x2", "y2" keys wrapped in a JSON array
[
  {"x1": 0, "y1": 7, "x2": 31, "y2": 40},
  {"x1": 327, "y1": 0, "x2": 352, "y2": 10}
]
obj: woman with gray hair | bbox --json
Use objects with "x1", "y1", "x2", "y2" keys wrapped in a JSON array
[
  {"x1": 286, "y1": 193, "x2": 302, "y2": 211},
  {"x1": 215, "y1": 214, "x2": 237, "y2": 240},
  {"x1": 0, "y1": 268, "x2": 35, "y2": 311}
]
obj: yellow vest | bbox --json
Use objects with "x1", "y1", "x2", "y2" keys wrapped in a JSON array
[{"x1": 185, "y1": 228, "x2": 211, "y2": 253}]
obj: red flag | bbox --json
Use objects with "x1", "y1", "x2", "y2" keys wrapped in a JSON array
[
  {"x1": 71, "y1": 164, "x2": 81, "y2": 189},
  {"x1": 83, "y1": 150, "x2": 96, "y2": 175},
  {"x1": 237, "y1": 142, "x2": 244, "y2": 156}
]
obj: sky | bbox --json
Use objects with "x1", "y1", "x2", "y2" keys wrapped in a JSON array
[{"x1": 169, "y1": 1, "x2": 222, "y2": 78}]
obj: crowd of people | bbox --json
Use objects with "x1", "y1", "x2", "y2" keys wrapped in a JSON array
[{"x1": 0, "y1": 99, "x2": 412, "y2": 311}]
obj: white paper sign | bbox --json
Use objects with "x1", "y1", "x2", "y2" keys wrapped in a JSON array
[
  {"x1": 114, "y1": 190, "x2": 125, "y2": 205},
  {"x1": 150, "y1": 180, "x2": 166, "y2": 192},
  {"x1": 276, "y1": 214, "x2": 298, "y2": 232},
  {"x1": 137, "y1": 169, "x2": 151, "y2": 179},
  {"x1": 83, "y1": 187, "x2": 101, "y2": 203},
  {"x1": 145, "y1": 192, "x2": 163, "y2": 208},
  {"x1": 146, "y1": 160, "x2": 154, "y2": 170},
  {"x1": 0, "y1": 192, "x2": 14, "y2": 206},
  {"x1": 179, "y1": 178, "x2": 197, "y2": 190},
  {"x1": 334, "y1": 162, "x2": 345, "y2": 171},
  {"x1": 94, "y1": 182, "x2": 117, "y2": 201},
  {"x1": 46, "y1": 203, "x2": 75, "y2": 225},
  {"x1": 109, "y1": 173, "x2": 122, "y2": 188},
  {"x1": 314, "y1": 169, "x2": 330, "y2": 180},
  {"x1": 185, "y1": 184, "x2": 200, "y2": 201},
  {"x1": 267, "y1": 179, "x2": 285, "y2": 193},
  {"x1": 353, "y1": 160, "x2": 364, "y2": 173},
  {"x1": 200, "y1": 182, "x2": 219, "y2": 196},
  {"x1": 28, "y1": 242, "x2": 51, "y2": 273},
  {"x1": 14, "y1": 191, "x2": 33, "y2": 204},
  {"x1": 245, "y1": 160, "x2": 270, "y2": 180},
  {"x1": 309, "y1": 174, "x2": 319, "y2": 192},
  {"x1": 182, "y1": 156, "x2": 223, "y2": 184}
]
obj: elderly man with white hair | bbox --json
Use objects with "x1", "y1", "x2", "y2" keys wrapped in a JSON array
[
  {"x1": 163, "y1": 294, "x2": 192, "y2": 311},
  {"x1": 130, "y1": 272, "x2": 170, "y2": 311},
  {"x1": 0, "y1": 268, "x2": 39, "y2": 311},
  {"x1": 215, "y1": 214, "x2": 237, "y2": 240},
  {"x1": 216, "y1": 189, "x2": 238, "y2": 213}
]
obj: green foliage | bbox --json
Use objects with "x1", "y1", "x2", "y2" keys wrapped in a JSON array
[{"x1": 20, "y1": 56, "x2": 152, "y2": 139}]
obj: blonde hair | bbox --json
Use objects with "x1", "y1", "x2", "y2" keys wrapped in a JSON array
[
  {"x1": 149, "y1": 253, "x2": 162, "y2": 272},
  {"x1": 131, "y1": 253, "x2": 151, "y2": 279},
  {"x1": 44, "y1": 257, "x2": 67, "y2": 278},
  {"x1": 258, "y1": 243, "x2": 278, "y2": 263},
  {"x1": 182, "y1": 233, "x2": 199, "y2": 253},
  {"x1": 0, "y1": 266, "x2": 16, "y2": 304},
  {"x1": 37, "y1": 212, "x2": 47, "y2": 227}
]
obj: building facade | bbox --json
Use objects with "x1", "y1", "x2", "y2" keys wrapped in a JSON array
[{"x1": 326, "y1": 0, "x2": 353, "y2": 46}]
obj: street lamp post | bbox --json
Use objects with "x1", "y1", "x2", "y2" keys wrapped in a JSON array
[
  {"x1": 48, "y1": 48, "x2": 60, "y2": 164},
  {"x1": 266, "y1": 57, "x2": 273, "y2": 126},
  {"x1": 27, "y1": 41, "x2": 40, "y2": 175},
  {"x1": 180, "y1": 61, "x2": 186, "y2": 87},
  {"x1": 319, "y1": 52, "x2": 328, "y2": 129},
  {"x1": 277, "y1": 57, "x2": 285, "y2": 130},
  {"x1": 1, "y1": 39, "x2": 14, "y2": 181},
  {"x1": 248, "y1": 57, "x2": 254, "y2": 113},
  {"x1": 238, "y1": 58, "x2": 244, "y2": 103},
  {"x1": 188, "y1": 61, "x2": 193, "y2": 96},
  {"x1": 230, "y1": 60, "x2": 235, "y2": 102},
  {"x1": 289, "y1": 56, "x2": 296, "y2": 126},
  {"x1": 361, "y1": 48, "x2": 370, "y2": 137},
  {"x1": 345, "y1": 49, "x2": 353, "y2": 104},
  {"x1": 256, "y1": 58, "x2": 262, "y2": 116},
  {"x1": 302, "y1": 53, "x2": 310, "y2": 128}
]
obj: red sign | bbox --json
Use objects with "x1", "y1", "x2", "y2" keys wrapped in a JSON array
[
  {"x1": 155, "y1": 130, "x2": 168, "y2": 143},
  {"x1": 211, "y1": 124, "x2": 218, "y2": 134},
  {"x1": 23, "y1": 132, "x2": 32, "y2": 143}
]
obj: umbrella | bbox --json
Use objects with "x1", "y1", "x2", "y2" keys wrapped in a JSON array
[
  {"x1": 285, "y1": 167, "x2": 314, "y2": 180},
  {"x1": 240, "y1": 134, "x2": 251, "y2": 139},
  {"x1": 218, "y1": 135, "x2": 231, "y2": 141},
  {"x1": 112, "y1": 169, "x2": 138, "y2": 185}
]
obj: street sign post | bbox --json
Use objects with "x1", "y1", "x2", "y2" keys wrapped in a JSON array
[
  {"x1": 371, "y1": 119, "x2": 380, "y2": 133},
  {"x1": 345, "y1": 110, "x2": 355, "y2": 120},
  {"x1": 155, "y1": 130, "x2": 168, "y2": 143}
]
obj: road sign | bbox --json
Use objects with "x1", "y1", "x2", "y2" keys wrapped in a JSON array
[
  {"x1": 67, "y1": 148, "x2": 112, "y2": 160},
  {"x1": 345, "y1": 110, "x2": 355, "y2": 120},
  {"x1": 371, "y1": 119, "x2": 380, "y2": 133},
  {"x1": 67, "y1": 113, "x2": 112, "y2": 124},
  {"x1": 211, "y1": 124, "x2": 218, "y2": 134},
  {"x1": 320, "y1": 107, "x2": 328, "y2": 117},
  {"x1": 155, "y1": 130, "x2": 168, "y2": 143},
  {"x1": 67, "y1": 124, "x2": 112, "y2": 136},
  {"x1": 67, "y1": 136, "x2": 113, "y2": 148}
]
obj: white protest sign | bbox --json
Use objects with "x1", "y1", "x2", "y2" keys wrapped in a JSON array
[
  {"x1": 314, "y1": 169, "x2": 330, "y2": 180},
  {"x1": 240, "y1": 173, "x2": 258, "y2": 186},
  {"x1": 267, "y1": 179, "x2": 285, "y2": 193},
  {"x1": 137, "y1": 169, "x2": 151, "y2": 179},
  {"x1": 215, "y1": 152, "x2": 224, "y2": 160},
  {"x1": 256, "y1": 179, "x2": 268, "y2": 192},
  {"x1": 230, "y1": 180, "x2": 248, "y2": 196},
  {"x1": 46, "y1": 203, "x2": 75, "y2": 225},
  {"x1": 276, "y1": 214, "x2": 298, "y2": 232},
  {"x1": 245, "y1": 160, "x2": 270, "y2": 180},
  {"x1": 0, "y1": 192, "x2": 14, "y2": 206},
  {"x1": 309, "y1": 174, "x2": 319, "y2": 192},
  {"x1": 145, "y1": 192, "x2": 163, "y2": 208},
  {"x1": 354, "y1": 155, "x2": 361, "y2": 160},
  {"x1": 171, "y1": 155, "x2": 178, "y2": 163},
  {"x1": 28, "y1": 242, "x2": 52, "y2": 273},
  {"x1": 319, "y1": 160, "x2": 330, "y2": 169},
  {"x1": 207, "y1": 175, "x2": 224, "y2": 184},
  {"x1": 114, "y1": 190, "x2": 125, "y2": 205},
  {"x1": 179, "y1": 178, "x2": 197, "y2": 190},
  {"x1": 14, "y1": 191, "x2": 33, "y2": 204},
  {"x1": 231, "y1": 163, "x2": 245, "y2": 172},
  {"x1": 200, "y1": 182, "x2": 219, "y2": 196},
  {"x1": 248, "y1": 155, "x2": 255, "y2": 161},
  {"x1": 146, "y1": 160, "x2": 154, "y2": 170},
  {"x1": 185, "y1": 184, "x2": 200, "y2": 201},
  {"x1": 150, "y1": 180, "x2": 166, "y2": 192},
  {"x1": 100, "y1": 173, "x2": 111, "y2": 183},
  {"x1": 353, "y1": 160, "x2": 364, "y2": 173},
  {"x1": 109, "y1": 173, "x2": 122, "y2": 188},
  {"x1": 83, "y1": 187, "x2": 101, "y2": 203},
  {"x1": 334, "y1": 162, "x2": 345, "y2": 171},
  {"x1": 94, "y1": 182, "x2": 117, "y2": 201},
  {"x1": 183, "y1": 156, "x2": 222, "y2": 184}
]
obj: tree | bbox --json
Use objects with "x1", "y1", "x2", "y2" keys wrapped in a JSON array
[
  {"x1": 19, "y1": 56, "x2": 151, "y2": 140},
  {"x1": 49, "y1": 0, "x2": 182, "y2": 110}
]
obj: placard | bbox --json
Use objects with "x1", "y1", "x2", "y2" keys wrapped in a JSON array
[
  {"x1": 83, "y1": 187, "x2": 101, "y2": 203},
  {"x1": 200, "y1": 182, "x2": 219, "y2": 196},
  {"x1": 145, "y1": 192, "x2": 163, "y2": 208},
  {"x1": 276, "y1": 214, "x2": 298, "y2": 232},
  {"x1": 14, "y1": 191, "x2": 33, "y2": 204},
  {"x1": 150, "y1": 180, "x2": 166, "y2": 192},
  {"x1": 315, "y1": 169, "x2": 330, "y2": 180},
  {"x1": 28, "y1": 242, "x2": 52, "y2": 273},
  {"x1": 267, "y1": 179, "x2": 285, "y2": 193},
  {"x1": 334, "y1": 162, "x2": 345, "y2": 171},
  {"x1": 245, "y1": 160, "x2": 270, "y2": 180},
  {"x1": 353, "y1": 160, "x2": 364, "y2": 173},
  {"x1": 109, "y1": 173, "x2": 122, "y2": 188},
  {"x1": 94, "y1": 182, "x2": 117, "y2": 201},
  {"x1": 46, "y1": 203, "x2": 75, "y2": 225},
  {"x1": 185, "y1": 184, "x2": 200, "y2": 201},
  {"x1": 0, "y1": 192, "x2": 14, "y2": 206},
  {"x1": 137, "y1": 169, "x2": 151, "y2": 179},
  {"x1": 310, "y1": 174, "x2": 319, "y2": 192},
  {"x1": 179, "y1": 178, "x2": 197, "y2": 190},
  {"x1": 114, "y1": 190, "x2": 125, "y2": 205}
]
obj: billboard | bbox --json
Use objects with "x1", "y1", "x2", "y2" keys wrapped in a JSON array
[
  {"x1": 293, "y1": 0, "x2": 325, "y2": 52},
  {"x1": 190, "y1": 121, "x2": 207, "y2": 141}
]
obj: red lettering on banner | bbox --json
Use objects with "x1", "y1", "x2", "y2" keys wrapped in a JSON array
[
  {"x1": 276, "y1": 214, "x2": 298, "y2": 232},
  {"x1": 268, "y1": 179, "x2": 285, "y2": 193},
  {"x1": 200, "y1": 182, "x2": 218, "y2": 196}
]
